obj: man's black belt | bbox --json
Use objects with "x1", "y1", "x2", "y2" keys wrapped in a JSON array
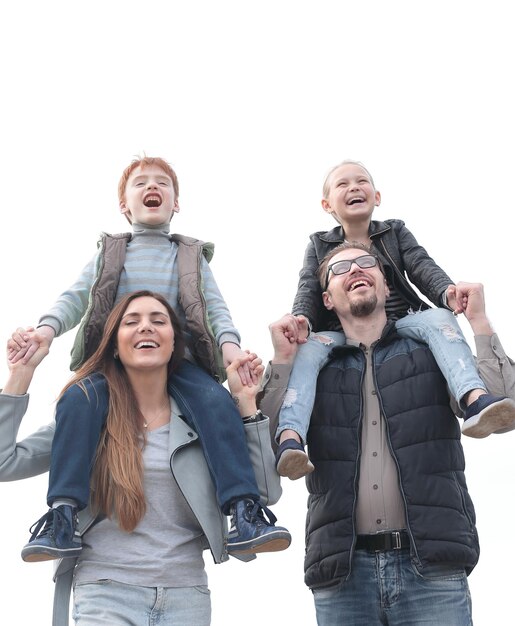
[{"x1": 355, "y1": 530, "x2": 410, "y2": 552}]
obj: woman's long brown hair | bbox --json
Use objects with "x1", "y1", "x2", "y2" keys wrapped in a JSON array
[{"x1": 60, "y1": 290, "x2": 185, "y2": 531}]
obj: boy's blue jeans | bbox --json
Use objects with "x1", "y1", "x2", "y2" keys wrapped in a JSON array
[
  {"x1": 48, "y1": 360, "x2": 260, "y2": 514},
  {"x1": 313, "y1": 548, "x2": 472, "y2": 625},
  {"x1": 278, "y1": 308, "x2": 486, "y2": 443}
]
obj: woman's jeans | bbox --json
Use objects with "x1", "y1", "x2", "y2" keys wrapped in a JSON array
[
  {"x1": 48, "y1": 360, "x2": 260, "y2": 514},
  {"x1": 313, "y1": 548, "x2": 472, "y2": 626},
  {"x1": 278, "y1": 308, "x2": 485, "y2": 443},
  {"x1": 73, "y1": 580, "x2": 211, "y2": 625}
]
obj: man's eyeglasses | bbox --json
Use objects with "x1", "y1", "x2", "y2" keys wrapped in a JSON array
[{"x1": 325, "y1": 254, "x2": 378, "y2": 289}]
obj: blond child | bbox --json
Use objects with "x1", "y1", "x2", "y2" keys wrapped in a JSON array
[{"x1": 276, "y1": 161, "x2": 515, "y2": 480}]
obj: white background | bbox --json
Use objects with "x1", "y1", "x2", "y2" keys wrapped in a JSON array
[{"x1": 1, "y1": 1, "x2": 514, "y2": 624}]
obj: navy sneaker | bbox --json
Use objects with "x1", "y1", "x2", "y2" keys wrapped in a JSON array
[
  {"x1": 276, "y1": 438, "x2": 314, "y2": 480},
  {"x1": 226, "y1": 499, "x2": 291, "y2": 555},
  {"x1": 21, "y1": 504, "x2": 82, "y2": 562},
  {"x1": 462, "y1": 395, "x2": 515, "y2": 438}
]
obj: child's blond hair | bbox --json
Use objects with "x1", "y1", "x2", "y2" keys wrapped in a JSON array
[{"x1": 322, "y1": 160, "x2": 375, "y2": 199}]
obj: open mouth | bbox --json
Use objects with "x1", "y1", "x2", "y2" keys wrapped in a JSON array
[
  {"x1": 349, "y1": 279, "x2": 371, "y2": 292},
  {"x1": 135, "y1": 341, "x2": 159, "y2": 349},
  {"x1": 347, "y1": 197, "x2": 365, "y2": 206},
  {"x1": 143, "y1": 194, "x2": 162, "y2": 207}
]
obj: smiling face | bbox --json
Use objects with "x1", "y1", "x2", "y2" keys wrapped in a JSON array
[
  {"x1": 120, "y1": 164, "x2": 179, "y2": 225},
  {"x1": 321, "y1": 163, "x2": 381, "y2": 226},
  {"x1": 116, "y1": 296, "x2": 175, "y2": 375},
  {"x1": 322, "y1": 247, "x2": 389, "y2": 319}
]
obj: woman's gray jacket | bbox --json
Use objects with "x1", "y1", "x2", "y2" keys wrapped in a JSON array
[{"x1": 0, "y1": 393, "x2": 281, "y2": 626}]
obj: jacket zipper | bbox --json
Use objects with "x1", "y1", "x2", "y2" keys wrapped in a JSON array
[
  {"x1": 369, "y1": 341, "x2": 422, "y2": 567},
  {"x1": 169, "y1": 438, "x2": 227, "y2": 563},
  {"x1": 376, "y1": 238, "x2": 427, "y2": 311},
  {"x1": 347, "y1": 348, "x2": 366, "y2": 579}
]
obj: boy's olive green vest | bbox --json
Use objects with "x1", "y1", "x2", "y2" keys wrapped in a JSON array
[{"x1": 70, "y1": 232, "x2": 226, "y2": 381}]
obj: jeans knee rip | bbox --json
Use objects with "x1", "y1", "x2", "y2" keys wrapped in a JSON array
[
  {"x1": 313, "y1": 334, "x2": 336, "y2": 346},
  {"x1": 439, "y1": 323, "x2": 462, "y2": 342},
  {"x1": 281, "y1": 388, "x2": 297, "y2": 408}
]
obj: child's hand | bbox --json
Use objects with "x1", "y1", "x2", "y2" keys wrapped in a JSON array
[
  {"x1": 282, "y1": 314, "x2": 310, "y2": 345},
  {"x1": 8, "y1": 329, "x2": 50, "y2": 370},
  {"x1": 268, "y1": 314, "x2": 308, "y2": 365},
  {"x1": 222, "y1": 343, "x2": 254, "y2": 386},
  {"x1": 8, "y1": 325, "x2": 55, "y2": 365},
  {"x1": 445, "y1": 285, "x2": 461, "y2": 314},
  {"x1": 226, "y1": 353, "x2": 264, "y2": 417},
  {"x1": 3, "y1": 329, "x2": 51, "y2": 395}
]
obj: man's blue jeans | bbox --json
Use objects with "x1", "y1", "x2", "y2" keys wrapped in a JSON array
[
  {"x1": 278, "y1": 308, "x2": 485, "y2": 443},
  {"x1": 313, "y1": 548, "x2": 473, "y2": 625},
  {"x1": 48, "y1": 360, "x2": 260, "y2": 514}
]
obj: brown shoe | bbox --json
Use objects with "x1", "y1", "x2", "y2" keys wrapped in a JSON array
[{"x1": 276, "y1": 439, "x2": 314, "y2": 480}]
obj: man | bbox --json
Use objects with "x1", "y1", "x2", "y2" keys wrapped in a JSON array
[{"x1": 260, "y1": 243, "x2": 515, "y2": 626}]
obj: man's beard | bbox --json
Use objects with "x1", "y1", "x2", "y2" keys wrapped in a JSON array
[{"x1": 349, "y1": 294, "x2": 378, "y2": 318}]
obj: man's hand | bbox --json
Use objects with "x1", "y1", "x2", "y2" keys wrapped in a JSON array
[
  {"x1": 226, "y1": 353, "x2": 264, "y2": 417},
  {"x1": 8, "y1": 325, "x2": 55, "y2": 365},
  {"x1": 269, "y1": 314, "x2": 309, "y2": 365},
  {"x1": 3, "y1": 329, "x2": 51, "y2": 395},
  {"x1": 456, "y1": 282, "x2": 494, "y2": 336}
]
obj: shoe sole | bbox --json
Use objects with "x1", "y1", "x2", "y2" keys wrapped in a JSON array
[
  {"x1": 462, "y1": 398, "x2": 515, "y2": 438},
  {"x1": 21, "y1": 545, "x2": 82, "y2": 562},
  {"x1": 276, "y1": 449, "x2": 314, "y2": 480},
  {"x1": 227, "y1": 530, "x2": 292, "y2": 555}
]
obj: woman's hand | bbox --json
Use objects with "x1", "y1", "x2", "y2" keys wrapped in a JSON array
[
  {"x1": 222, "y1": 342, "x2": 255, "y2": 386},
  {"x1": 3, "y1": 329, "x2": 51, "y2": 395},
  {"x1": 8, "y1": 325, "x2": 55, "y2": 364},
  {"x1": 226, "y1": 352, "x2": 264, "y2": 417}
]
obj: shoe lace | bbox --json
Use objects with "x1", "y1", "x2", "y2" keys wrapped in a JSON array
[
  {"x1": 28, "y1": 508, "x2": 70, "y2": 541},
  {"x1": 246, "y1": 502, "x2": 278, "y2": 527},
  {"x1": 28, "y1": 509, "x2": 54, "y2": 541}
]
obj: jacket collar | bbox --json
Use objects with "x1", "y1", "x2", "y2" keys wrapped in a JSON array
[
  {"x1": 318, "y1": 225, "x2": 345, "y2": 243},
  {"x1": 328, "y1": 320, "x2": 398, "y2": 361},
  {"x1": 379, "y1": 320, "x2": 399, "y2": 342},
  {"x1": 318, "y1": 220, "x2": 392, "y2": 244},
  {"x1": 168, "y1": 403, "x2": 199, "y2": 456},
  {"x1": 368, "y1": 220, "x2": 392, "y2": 238}
]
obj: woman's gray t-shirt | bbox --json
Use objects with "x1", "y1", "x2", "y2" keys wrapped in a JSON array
[{"x1": 74, "y1": 415, "x2": 207, "y2": 588}]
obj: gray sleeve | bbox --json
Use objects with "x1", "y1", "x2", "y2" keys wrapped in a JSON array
[
  {"x1": 200, "y1": 258, "x2": 241, "y2": 347},
  {"x1": 244, "y1": 415, "x2": 282, "y2": 506},
  {"x1": 258, "y1": 362, "x2": 293, "y2": 451},
  {"x1": 474, "y1": 334, "x2": 515, "y2": 399},
  {"x1": 0, "y1": 394, "x2": 54, "y2": 480},
  {"x1": 38, "y1": 252, "x2": 99, "y2": 337},
  {"x1": 449, "y1": 333, "x2": 515, "y2": 417}
]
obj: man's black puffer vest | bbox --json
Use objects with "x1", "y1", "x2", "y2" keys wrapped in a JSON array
[{"x1": 304, "y1": 325, "x2": 479, "y2": 590}]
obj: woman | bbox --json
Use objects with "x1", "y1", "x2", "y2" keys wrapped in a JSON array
[{"x1": 0, "y1": 290, "x2": 282, "y2": 626}]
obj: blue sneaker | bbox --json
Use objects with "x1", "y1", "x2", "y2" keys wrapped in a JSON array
[
  {"x1": 462, "y1": 395, "x2": 515, "y2": 438},
  {"x1": 21, "y1": 505, "x2": 82, "y2": 562},
  {"x1": 227, "y1": 499, "x2": 291, "y2": 555},
  {"x1": 276, "y1": 438, "x2": 314, "y2": 480}
]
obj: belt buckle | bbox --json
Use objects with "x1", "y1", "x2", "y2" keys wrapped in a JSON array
[{"x1": 392, "y1": 531, "x2": 402, "y2": 550}]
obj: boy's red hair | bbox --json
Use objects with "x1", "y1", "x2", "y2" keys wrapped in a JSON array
[{"x1": 118, "y1": 156, "x2": 180, "y2": 204}]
